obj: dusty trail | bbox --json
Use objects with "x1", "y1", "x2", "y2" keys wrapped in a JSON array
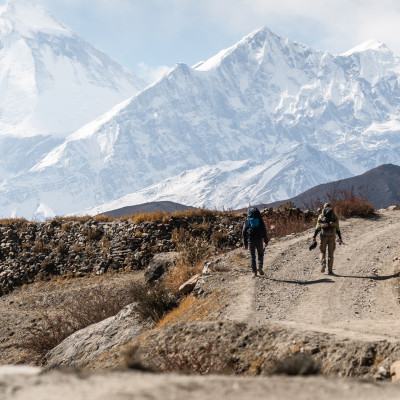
[{"x1": 230, "y1": 210, "x2": 400, "y2": 342}]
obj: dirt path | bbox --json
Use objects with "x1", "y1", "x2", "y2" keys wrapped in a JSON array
[{"x1": 231, "y1": 210, "x2": 400, "y2": 342}]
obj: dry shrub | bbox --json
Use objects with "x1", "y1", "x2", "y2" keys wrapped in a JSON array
[
  {"x1": 83, "y1": 226, "x2": 104, "y2": 241},
  {"x1": 130, "y1": 282, "x2": 179, "y2": 323},
  {"x1": 266, "y1": 214, "x2": 315, "y2": 239},
  {"x1": 163, "y1": 262, "x2": 202, "y2": 293},
  {"x1": 32, "y1": 239, "x2": 48, "y2": 253},
  {"x1": 120, "y1": 208, "x2": 239, "y2": 224},
  {"x1": 19, "y1": 285, "x2": 135, "y2": 360},
  {"x1": 305, "y1": 187, "x2": 375, "y2": 218},
  {"x1": 211, "y1": 230, "x2": 230, "y2": 249},
  {"x1": 161, "y1": 227, "x2": 209, "y2": 292},
  {"x1": 172, "y1": 227, "x2": 209, "y2": 266}
]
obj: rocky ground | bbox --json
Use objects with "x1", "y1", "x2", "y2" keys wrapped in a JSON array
[{"x1": 1, "y1": 209, "x2": 400, "y2": 399}]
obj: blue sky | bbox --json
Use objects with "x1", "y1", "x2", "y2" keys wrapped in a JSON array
[{"x1": 3, "y1": 0, "x2": 400, "y2": 83}]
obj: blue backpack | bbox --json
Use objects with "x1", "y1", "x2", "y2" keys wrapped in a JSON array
[{"x1": 247, "y1": 207, "x2": 263, "y2": 238}]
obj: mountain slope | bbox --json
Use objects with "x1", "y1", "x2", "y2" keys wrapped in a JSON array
[
  {"x1": 76, "y1": 144, "x2": 352, "y2": 215},
  {"x1": 0, "y1": 2, "x2": 146, "y2": 138},
  {"x1": 3, "y1": 26, "x2": 400, "y2": 218},
  {"x1": 265, "y1": 163, "x2": 400, "y2": 210}
]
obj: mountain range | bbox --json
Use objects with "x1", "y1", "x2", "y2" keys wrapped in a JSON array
[
  {"x1": 1, "y1": 3, "x2": 400, "y2": 219},
  {"x1": 81, "y1": 163, "x2": 400, "y2": 217}
]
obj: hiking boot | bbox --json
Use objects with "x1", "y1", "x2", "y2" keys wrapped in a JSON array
[
  {"x1": 328, "y1": 270, "x2": 333, "y2": 275},
  {"x1": 321, "y1": 262, "x2": 326, "y2": 273},
  {"x1": 253, "y1": 272, "x2": 258, "y2": 278},
  {"x1": 258, "y1": 268, "x2": 265, "y2": 276}
]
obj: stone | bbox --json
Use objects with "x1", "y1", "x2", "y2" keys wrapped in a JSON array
[
  {"x1": 179, "y1": 274, "x2": 201, "y2": 294},
  {"x1": 144, "y1": 252, "x2": 180, "y2": 283}
]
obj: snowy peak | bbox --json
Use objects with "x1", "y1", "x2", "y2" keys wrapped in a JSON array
[
  {"x1": 0, "y1": 1, "x2": 146, "y2": 138},
  {"x1": 195, "y1": 26, "x2": 320, "y2": 72},
  {"x1": 0, "y1": 1, "x2": 72, "y2": 38},
  {"x1": 343, "y1": 39, "x2": 389, "y2": 55}
]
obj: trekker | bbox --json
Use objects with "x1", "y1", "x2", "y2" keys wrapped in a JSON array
[
  {"x1": 243, "y1": 206, "x2": 269, "y2": 277},
  {"x1": 312, "y1": 203, "x2": 343, "y2": 275}
]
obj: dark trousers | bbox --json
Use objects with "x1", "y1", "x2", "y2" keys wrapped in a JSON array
[{"x1": 249, "y1": 239, "x2": 264, "y2": 273}]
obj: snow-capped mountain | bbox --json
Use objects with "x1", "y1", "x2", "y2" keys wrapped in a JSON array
[
  {"x1": 0, "y1": 1, "x2": 146, "y2": 139},
  {"x1": 77, "y1": 144, "x2": 352, "y2": 215},
  {"x1": 2, "y1": 24, "x2": 400, "y2": 219}
]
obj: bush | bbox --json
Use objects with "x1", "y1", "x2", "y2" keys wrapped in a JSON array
[
  {"x1": 172, "y1": 227, "x2": 209, "y2": 266},
  {"x1": 19, "y1": 285, "x2": 136, "y2": 361},
  {"x1": 266, "y1": 213, "x2": 315, "y2": 239},
  {"x1": 130, "y1": 282, "x2": 179, "y2": 322},
  {"x1": 306, "y1": 187, "x2": 375, "y2": 218}
]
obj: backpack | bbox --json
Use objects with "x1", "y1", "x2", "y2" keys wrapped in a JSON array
[
  {"x1": 320, "y1": 207, "x2": 334, "y2": 224},
  {"x1": 247, "y1": 207, "x2": 264, "y2": 240}
]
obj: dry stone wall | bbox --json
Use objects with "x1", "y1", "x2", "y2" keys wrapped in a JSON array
[{"x1": 0, "y1": 214, "x2": 244, "y2": 296}]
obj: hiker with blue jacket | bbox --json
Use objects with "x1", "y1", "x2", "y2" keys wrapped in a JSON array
[{"x1": 243, "y1": 206, "x2": 269, "y2": 277}]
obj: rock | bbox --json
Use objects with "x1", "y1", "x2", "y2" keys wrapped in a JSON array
[
  {"x1": 144, "y1": 252, "x2": 179, "y2": 283},
  {"x1": 179, "y1": 274, "x2": 201, "y2": 294},
  {"x1": 44, "y1": 304, "x2": 144, "y2": 370}
]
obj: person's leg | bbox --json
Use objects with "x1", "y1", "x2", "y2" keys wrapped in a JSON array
[
  {"x1": 327, "y1": 236, "x2": 336, "y2": 273},
  {"x1": 256, "y1": 240, "x2": 264, "y2": 275},
  {"x1": 248, "y1": 242, "x2": 257, "y2": 276},
  {"x1": 319, "y1": 235, "x2": 328, "y2": 272}
]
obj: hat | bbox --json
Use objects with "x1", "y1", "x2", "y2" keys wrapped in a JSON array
[{"x1": 323, "y1": 203, "x2": 331, "y2": 208}]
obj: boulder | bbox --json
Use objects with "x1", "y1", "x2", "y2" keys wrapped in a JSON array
[
  {"x1": 144, "y1": 252, "x2": 179, "y2": 283},
  {"x1": 44, "y1": 304, "x2": 144, "y2": 370}
]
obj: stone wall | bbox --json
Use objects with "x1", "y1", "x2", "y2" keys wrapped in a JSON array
[{"x1": 0, "y1": 213, "x2": 244, "y2": 296}]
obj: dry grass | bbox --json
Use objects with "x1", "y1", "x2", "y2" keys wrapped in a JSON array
[
  {"x1": 266, "y1": 214, "x2": 315, "y2": 239},
  {"x1": 0, "y1": 218, "x2": 28, "y2": 226},
  {"x1": 119, "y1": 208, "x2": 239, "y2": 224},
  {"x1": 163, "y1": 262, "x2": 203, "y2": 293},
  {"x1": 18, "y1": 284, "x2": 136, "y2": 361},
  {"x1": 157, "y1": 292, "x2": 225, "y2": 328}
]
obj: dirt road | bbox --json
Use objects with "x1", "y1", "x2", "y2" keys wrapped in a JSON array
[{"x1": 230, "y1": 210, "x2": 400, "y2": 342}]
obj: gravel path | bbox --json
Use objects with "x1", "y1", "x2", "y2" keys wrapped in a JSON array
[{"x1": 232, "y1": 210, "x2": 400, "y2": 342}]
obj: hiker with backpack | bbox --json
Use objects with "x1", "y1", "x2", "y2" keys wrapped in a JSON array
[
  {"x1": 243, "y1": 206, "x2": 269, "y2": 277},
  {"x1": 312, "y1": 203, "x2": 343, "y2": 275}
]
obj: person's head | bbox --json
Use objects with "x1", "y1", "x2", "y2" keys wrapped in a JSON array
[{"x1": 323, "y1": 202, "x2": 331, "y2": 209}]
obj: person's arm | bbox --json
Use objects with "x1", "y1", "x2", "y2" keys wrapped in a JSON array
[
  {"x1": 312, "y1": 215, "x2": 321, "y2": 240},
  {"x1": 242, "y1": 221, "x2": 249, "y2": 248},
  {"x1": 335, "y1": 215, "x2": 342, "y2": 242},
  {"x1": 262, "y1": 218, "x2": 269, "y2": 246}
]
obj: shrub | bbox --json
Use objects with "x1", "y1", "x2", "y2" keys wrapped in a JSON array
[
  {"x1": 130, "y1": 282, "x2": 179, "y2": 322},
  {"x1": 265, "y1": 214, "x2": 315, "y2": 239},
  {"x1": 172, "y1": 228, "x2": 209, "y2": 266},
  {"x1": 32, "y1": 240, "x2": 48, "y2": 253},
  {"x1": 305, "y1": 187, "x2": 375, "y2": 218},
  {"x1": 19, "y1": 285, "x2": 136, "y2": 361}
]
